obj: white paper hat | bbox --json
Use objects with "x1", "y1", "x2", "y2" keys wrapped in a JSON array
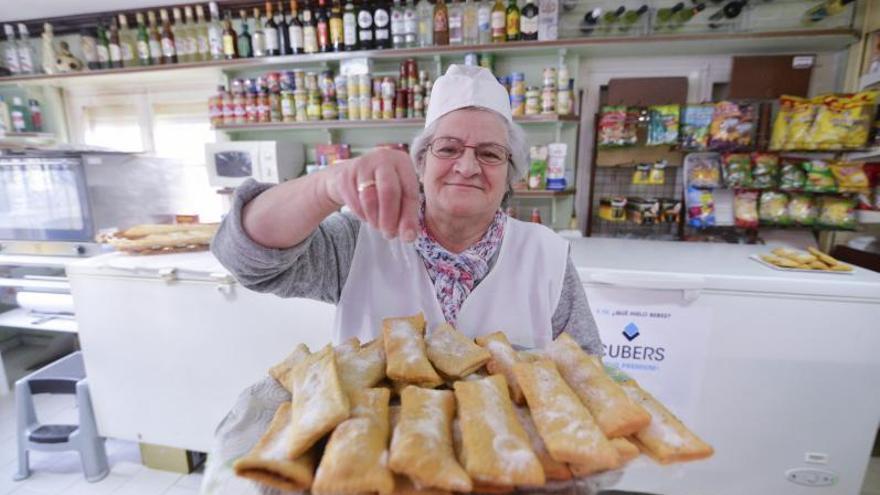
[{"x1": 425, "y1": 64, "x2": 512, "y2": 128}]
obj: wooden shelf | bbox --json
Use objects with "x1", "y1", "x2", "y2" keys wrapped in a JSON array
[
  {"x1": 512, "y1": 189, "x2": 575, "y2": 198},
  {"x1": 0, "y1": 131, "x2": 56, "y2": 146},
  {"x1": 0, "y1": 28, "x2": 857, "y2": 87},
  {"x1": 215, "y1": 114, "x2": 579, "y2": 132}
]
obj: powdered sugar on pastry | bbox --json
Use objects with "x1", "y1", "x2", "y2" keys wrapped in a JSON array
[{"x1": 390, "y1": 320, "x2": 423, "y2": 364}]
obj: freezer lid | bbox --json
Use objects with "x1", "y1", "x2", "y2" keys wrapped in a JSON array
[
  {"x1": 65, "y1": 251, "x2": 233, "y2": 284},
  {"x1": 570, "y1": 238, "x2": 880, "y2": 300}
]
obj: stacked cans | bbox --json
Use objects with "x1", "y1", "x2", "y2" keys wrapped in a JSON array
[{"x1": 509, "y1": 72, "x2": 526, "y2": 117}]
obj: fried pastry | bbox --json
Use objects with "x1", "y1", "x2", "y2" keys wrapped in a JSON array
[
  {"x1": 335, "y1": 336, "x2": 361, "y2": 356},
  {"x1": 620, "y1": 380, "x2": 714, "y2": 464},
  {"x1": 453, "y1": 375, "x2": 544, "y2": 488},
  {"x1": 267, "y1": 343, "x2": 310, "y2": 393},
  {"x1": 393, "y1": 475, "x2": 452, "y2": 495},
  {"x1": 513, "y1": 406, "x2": 572, "y2": 481},
  {"x1": 513, "y1": 360, "x2": 619, "y2": 472},
  {"x1": 426, "y1": 323, "x2": 491, "y2": 379},
  {"x1": 389, "y1": 386, "x2": 472, "y2": 492},
  {"x1": 233, "y1": 402, "x2": 316, "y2": 492},
  {"x1": 474, "y1": 332, "x2": 526, "y2": 404},
  {"x1": 546, "y1": 333, "x2": 650, "y2": 438},
  {"x1": 337, "y1": 337, "x2": 387, "y2": 397},
  {"x1": 610, "y1": 437, "x2": 640, "y2": 464},
  {"x1": 288, "y1": 346, "x2": 350, "y2": 459},
  {"x1": 383, "y1": 314, "x2": 443, "y2": 387}
]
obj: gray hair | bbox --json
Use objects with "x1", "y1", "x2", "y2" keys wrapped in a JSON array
[{"x1": 409, "y1": 107, "x2": 529, "y2": 189}]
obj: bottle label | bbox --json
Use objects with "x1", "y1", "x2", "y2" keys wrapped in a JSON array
[
  {"x1": 198, "y1": 34, "x2": 210, "y2": 55},
  {"x1": 174, "y1": 38, "x2": 186, "y2": 56},
  {"x1": 121, "y1": 42, "x2": 134, "y2": 61},
  {"x1": 110, "y1": 44, "x2": 122, "y2": 62},
  {"x1": 137, "y1": 40, "x2": 150, "y2": 60},
  {"x1": 374, "y1": 9, "x2": 389, "y2": 27},
  {"x1": 18, "y1": 48, "x2": 33, "y2": 72},
  {"x1": 265, "y1": 27, "x2": 279, "y2": 50},
  {"x1": 186, "y1": 36, "x2": 197, "y2": 55},
  {"x1": 209, "y1": 26, "x2": 223, "y2": 56},
  {"x1": 404, "y1": 10, "x2": 417, "y2": 33},
  {"x1": 149, "y1": 39, "x2": 162, "y2": 58},
  {"x1": 358, "y1": 10, "x2": 373, "y2": 28},
  {"x1": 330, "y1": 18, "x2": 343, "y2": 43},
  {"x1": 161, "y1": 38, "x2": 175, "y2": 57},
  {"x1": 80, "y1": 39, "x2": 98, "y2": 63},
  {"x1": 290, "y1": 25, "x2": 304, "y2": 50},
  {"x1": 449, "y1": 16, "x2": 462, "y2": 29},
  {"x1": 253, "y1": 34, "x2": 266, "y2": 55},
  {"x1": 391, "y1": 10, "x2": 404, "y2": 34},
  {"x1": 435, "y1": 13, "x2": 448, "y2": 32},
  {"x1": 223, "y1": 35, "x2": 235, "y2": 56},
  {"x1": 5, "y1": 48, "x2": 20, "y2": 73},
  {"x1": 343, "y1": 13, "x2": 357, "y2": 45},
  {"x1": 304, "y1": 26, "x2": 318, "y2": 52},
  {"x1": 317, "y1": 22, "x2": 329, "y2": 45},
  {"x1": 97, "y1": 45, "x2": 110, "y2": 63},
  {"x1": 12, "y1": 111, "x2": 25, "y2": 132},
  {"x1": 478, "y1": 7, "x2": 491, "y2": 30},
  {"x1": 521, "y1": 15, "x2": 538, "y2": 35},
  {"x1": 506, "y1": 12, "x2": 519, "y2": 36},
  {"x1": 491, "y1": 11, "x2": 505, "y2": 32}
]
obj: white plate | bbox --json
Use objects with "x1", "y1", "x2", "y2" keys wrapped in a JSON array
[{"x1": 749, "y1": 254, "x2": 853, "y2": 275}]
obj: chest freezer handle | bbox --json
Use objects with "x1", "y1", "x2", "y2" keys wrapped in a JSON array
[{"x1": 587, "y1": 272, "x2": 706, "y2": 302}]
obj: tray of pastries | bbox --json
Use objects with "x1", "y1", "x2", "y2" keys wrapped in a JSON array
[
  {"x1": 97, "y1": 223, "x2": 219, "y2": 255},
  {"x1": 752, "y1": 247, "x2": 853, "y2": 274},
  {"x1": 233, "y1": 313, "x2": 714, "y2": 494}
]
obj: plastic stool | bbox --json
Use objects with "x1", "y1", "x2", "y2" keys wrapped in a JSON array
[{"x1": 14, "y1": 351, "x2": 109, "y2": 483}]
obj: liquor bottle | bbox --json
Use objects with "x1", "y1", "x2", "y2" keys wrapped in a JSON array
[
  {"x1": 417, "y1": 0, "x2": 433, "y2": 47},
  {"x1": 403, "y1": 0, "x2": 417, "y2": 47},
  {"x1": 96, "y1": 21, "x2": 111, "y2": 69},
  {"x1": 264, "y1": 1, "x2": 280, "y2": 55},
  {"x1": 580, "y1": 7, "x2": 601, "y2": 35},
  {"x1": 238, "y1": 10, "x2": 254, "y2": 57},
  {"x1": 672, "y1": 3, "x2": 706, "y2": 27},
  {"x1": 3, "y1": 25, "x2": 21, "y2": 74},
  {"x1": 277, "y1": 1, "x2": 292, "y2": 54},
  {"x1": 147, "y1": 11, "x2": 164, "y2": 64},
  {"x1": 329, "y1": 0, "x2": 344, "y2": 51},
  {"x1": 159, "y1": 9, "x2": 178, "y2": 63},
  {"x1": 172, "y1": 8, "x2": 189, "y2": 63},
  {"x1": 804, "y1": 0, "x2": 855, "y2": 23},
  {"x1": 16, "y1": 23, "x2": 36, "y2": 74},
  {"x1": 391, "y1": 0, "x2": 405, "y2": 48},
  {"x1": 477, "y1": 0, "x2": 491, "y2": 43},
  {"x1": 303, "y1": 3, "x2": 319, "y2": 53},
  {"x1": 222, "y1": 11, "x2": 239, "y2": 59},
  {"x1": 117, "y1": 14, "x2": 137, "y2": 66},
  {"x1": 357, "y1": 0, "x2": 375, "y2": 49},
  {"x1": 252, "y1": 8, "x2": 266, "y2": 56},
  {"x1": 490, "y1": 0, "x2": 505, "y2": 42},
  {"x1": 463, "y1": 0, "x2": 478, "y2": 44},
  {"x1": 316, "y1": 0, "x2": 330, "y2": 52},
  {"x1": 374, "y1": 0, "x2": 392, "y2": 48},
  {"x1": 601, "y1": 6, "x2": 625, "y2": 32},
  {"x1": 184, "y1": 7, "x2": 199, "y2": 61},
  {"x1": 195, "y1": 5, "x2": 211, "y2": 61},
  {"x1": 519, "y1": 0, "x2": 537, "y2": 41},
  {"x1": 434, "y1": 0, "x2": 449, "y2": 45},
  {"x1": 28, "y1": 99, "x2": 42, "y2": 132},
  {"x1": 41, "y1": 23, "x2": 57, "y2": 74},
  {"x1": 619, "y1": 5, "x2": 648, "y2": 33},
  {"x1": 656, "y1": 3, "x2": 685, "y2": 24},
  {"x1": 208, "y1": 2, "x2": 224, "y2": 60},
  {"x1": 135, "y1": 13, "x2": 152, "y2": 65},
  {"x1": 108, "y1": 18, "x2": 124, "y2": 68},
  {"x1": 343, "y1": 0, "x2": 358, "y2": 50},
  {"x1": 290, "y1": 1, "x2": 305, "y2": 53},
  {"x1": 505, "y1": 0, "x2": 519, "y2": 41},
  {"x1": 79, "y1": 28, "x2": 99, "y2": 70},
  {"x1": 448, "y1": 0, "x2": 463, "y2": 45}
]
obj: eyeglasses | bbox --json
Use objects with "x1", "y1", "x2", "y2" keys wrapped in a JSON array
[{"x1": 427, "y1": 137, "x2": 511, "y2": 166}]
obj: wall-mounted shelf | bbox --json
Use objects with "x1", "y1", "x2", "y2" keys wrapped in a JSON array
[
  {"x1": 0, "y1": 131, "x2": 56, "y2": 146},
  {"x1": 214, "y1": 114, "x2": 579, "y2": 132},
  {"x1": 0, "y1": 29, "x2": 857, "y2": 88},
  {"x1": 513, "y1": 189, "x2": 575, "y2": 199}
]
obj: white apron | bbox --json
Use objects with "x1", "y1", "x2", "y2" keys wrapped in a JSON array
[{"x1": 333, "y1": 216, "x2": 569, "y2": 349}]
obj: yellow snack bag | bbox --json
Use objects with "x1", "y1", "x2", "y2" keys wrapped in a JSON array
[
  {"x1": 786, "y1": 96, "x2": 819, "y2": 150},
  {"x1": 830, "y1": 162, "x2": 870, "y2": 193},
  {"x1": 843, "y1": 91, "x2": 877, "y2": 149},
  {"x1": 770, "y1": 96, "x2": 799, "y2": 151},
  {"x1": 808, "y1": 94, "x2": 847, "y2": 150}
]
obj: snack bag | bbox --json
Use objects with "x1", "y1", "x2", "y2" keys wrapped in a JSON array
[
  {"x1": 722, "y1": 153, "x2": 753, "y2": 188},
  {"x1": 788, "y1": 193, "x2": 817, "y2": 226},
  {"x1": 786, "y1": 97, "x2": 820, "y2": 150},
  {"x1": 804, "y1": 159, "x2": 837, "y2": 193},
  {"x1": 649, "y1": 161, "x2": 667, "y2": 185},
  {"x1": 779, "y1": 160, "x2": 807, "y2": 191},
  {"x1": 759, "y1": 191, "x2": 791, "y2": 225},
  {"x1": 751, "y1": 153, "x2": 779, "y2": 189},
  {"x1": 808, "y1": 94, "x2": 848, "y2": 150},
  {"x1": 708, "y1": 101, "x2": 755, "y2": 151},
  {"x1": 681, "y1": 104, "x2": 714, "y2": 150},
  {"x1": 818, "y1": 195, "x2": 857, "y2": 230},
  {"x1": 632, "y1": 163, "x2": 652, "y2": 185},
  {"x1": 770, "y1": 96, "x2": 800, "y2": 150},
  {"x1": 686, "y1": 152, "x2": 722, "y2": 188},
  {"x1": 734, "y1": 190, "x2": 759, "y2": 229},
  {"x1": 687, "y1": 186, "x2": 715, "y2": 228},
  {"x1": 647, "y1": 105, "x2": 680, "y2": 145},
  {"x1": 830, "y1": 162, "x2": 870, "y2": 193},
  {"x1": 660, "y1": 198, "x2": 682, "y2": 223},
  {"x1": 843, "y1": 91, "x2": 877, "y2": 148},
  {"x1": 598, "y1": 106, "x2": 635, "y2": 147}
]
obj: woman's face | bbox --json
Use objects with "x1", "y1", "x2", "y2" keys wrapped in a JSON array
[{"x1": 421, "y1": 109, "x2": 510, "y2": 220}]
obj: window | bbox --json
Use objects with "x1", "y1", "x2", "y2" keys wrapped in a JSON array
[
  {"x1": 82, "y1": 104, "x2": 144, "y2": 152},
  {"x1": 152, "y1": 101, "x2": 215, "y2": 165}
]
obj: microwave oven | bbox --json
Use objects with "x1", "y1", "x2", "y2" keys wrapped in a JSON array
[{"x1": 205, "y1": 141, "x2": 305, "y2": 188}]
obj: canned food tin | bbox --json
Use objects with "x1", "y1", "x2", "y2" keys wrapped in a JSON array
[
  {"x1": 358, "y1": 74, "x2": 371, "y2": 97},
  {"x1": 557, "y1": 65, "x2": 569, "y2": 89},
  {"x1": 281, "y1": 91, "x2": 295, "y2": 122},
  {"x1": 525, "y1": 86, "x2": 540, "y2": 115},
  {"x1": 541, "y1": 87, "x2": 556, "y2": 114},
  {"x1": 395, "y1": 90, "x2": 406, "y2": 119},
  {"x1": 266, "y1": 72, "x2": 281, "y2": 93},
  {"x1": 321, "y1": 101, "x2": 338, "y2": 120},
  {"x1": 406, "y1": 59, "x2": 418, "y2": 89},
  {"x1": 305, "y1": 72, "x2": 319, "y2": 91},
  {"x1": 348, "y1": 96, "x2": 360, "y2": 120},
  {"x1": 293, "y1": 89, "x2": 307, "y2": 122},
  {"x1": 293, "y1": 70, "x2": 306, "y2": 91},
  {"x1": 557, "y1": 89, "x2": 571, "y2": 116},
  {"x1": 371, "y1": 96, "x2": 382, "y2": 119},
  {"x1": 269, "y1": 93, "x2": 282, "y2": 122},
  {"x1": 359, "y1": 94, "x2": 371, "y2": 120},
  {"x1": 381, "y1": 77, "x2": 396, "y2": 98},
  {"x1": 510, "y1": 95, "x2": 525, "y2": 117},
  {"x1": 257, "y1": 93, "x2": 271, "y2": 123},
  {"x1": 347, "y1": 75, "x2": 359, "y2": 98},
  {"x1": 337, "y1": 101, "x2": 348, "y2": 120},
  {"x1": 335, "y1": 75, "x2": 348, "y2": 97},
  {"x1": 382, "y1": 97, "x2": 394, "y2": 119},
  {"x1": 542, "y1": 67, "x2": 557, "y2": 88},
  {"x1": 307, "y1": 91, "x2": 322, "y2": 120}
]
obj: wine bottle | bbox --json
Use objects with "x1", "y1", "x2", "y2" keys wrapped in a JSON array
[
  {"x1": 238, "y1": 10, "x2": 254, "y2": 57},
  {"x1": 108, "y1": 18, "x2": 124, "y2": 68},
  {"x1": 619, "y1": 5, "x2": 648, "y2": 33},
  {"x1": 117, "y1": 14, "x2": 137, "y2": 67},
  {"x1": 160, "y1": 9, "x2": 178, "y2": 63},
  {"x1": 358, "y1": 0, "x2": 375, "y2": 50},
  {"x1": 418, "y1": 0, "x2": 434, "y2": 47},
  {"x1": 290, "y1": 1, "x2": 305, "y2": 53},
  {"x1": 277, "y1": 1, "x2": 292, "y2": 54},
  {"x1": 316, "y1": 0, "x2": 330, "y2": 52},
  {"x1": 303, "y1": 3, "x2": 319, "y2": 53},
  {"x1": 374, "y1": 0, "x2": 392, "y2": 48},
  {"x1": 172, "y1": 8, "x2": 189, "y2": 63},
  {"x1": 519, "y1": 0, "x2": 538, "y2": 41},
  {"x1": 449, "y1": 0, "x2": 463, "y2": 45},
  {"x1": 264, "y1": 1, "x2": 280, "y2": 55},
  {"x1": 403, "y1": 0, "x2": 418, "y2": 47},
  {"x1": 709, "y1": 0, "x2": 747, "y2": 29},
  {"x1": 222, "y1": 11, "x2": 239, "y2": 59},
  {"x1": 147, "y1": 11, "x2": 164, "y2": 64},
  {"x1": 434, "y1": 0, "x2": 450, "y2": 45},
  {"x1": 207, "y1": 2, "x2": 224, "y2": 60},
  {"x1": 329, "y1": 0, "x2": 344, "y2": 51},
  {"x1": 490, "y1": 0, "x2": 505, "y2": 42},
  {"x1": 804, "y1": 0, "x2": 854, "y2": 23},
  {"x1": 343, "y1": 0, "x2": 358, "y2": 50},
  {"x1": 673, "y1": 3, "x2": 706, "y2": 27},
  {"x1": 252, "y1": 8, "x2": 267, "y2": 56},
  {"x1": 135, "y1": 13, "x2": 152, "y2": 65},
  {"x1": 505, "y1": 0, "x2": 520, "y2": 41},
  {"x1": 580, "y1": 7, "x2": 602, "y2": 35},
  {"x1": 656, "y1": 2, "x2": 685, "y2": 24}
]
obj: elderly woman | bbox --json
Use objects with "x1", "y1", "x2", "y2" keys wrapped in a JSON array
[{"x1": 212, "y1": 65, "x2": 601, "y2": 351}]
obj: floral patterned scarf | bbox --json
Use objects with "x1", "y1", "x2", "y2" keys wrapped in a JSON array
[{"x1": 414, "y1": 201, "x2": 506, "y2": 326}]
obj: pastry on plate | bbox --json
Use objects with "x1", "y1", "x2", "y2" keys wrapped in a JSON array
[
  {"x1": 383, "y1": 314, "x2": 443, "y2": 387},
  {"x1": 425, "y1": 323, "x2": 491, "y2": 379},
  {"x1": 513, "y1": 406, "x2": 572, "y2": 481},
  {"x1": 287, "y1": 346, "x2": 350, "y2": 459},
  {"x1": 475, "y1": 332, "x2": 526, "y2": 405},
  {"x1": 267, "y1": 343, "x2": 310, "y2": 393},
  {"x1": 337, "y1": 337, "x2": 387, "y2": 397}
]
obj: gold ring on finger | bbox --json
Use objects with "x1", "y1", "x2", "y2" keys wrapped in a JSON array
[{"x1": 357, "y1": 179, "x2": 377, "y2": 193}]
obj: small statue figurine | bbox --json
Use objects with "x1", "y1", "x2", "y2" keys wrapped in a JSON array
[
  {"x1": 54, "y1": 41, "x2": 84, "y2": 73},
  {"x1": 41, "y1": 22, "x2": 57, "y2": 74}
]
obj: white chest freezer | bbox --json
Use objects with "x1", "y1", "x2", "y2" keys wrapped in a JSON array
[
  {"x1": 66, "y1": 251, "x2": 336, "y2": 453},
  {"x1": 570, "y1": 238, "x2": 880, "y2": 495}
]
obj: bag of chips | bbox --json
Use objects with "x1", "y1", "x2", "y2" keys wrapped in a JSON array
[
  {"x1": 788, "y1": 193, "x2": 817, "y2": 226},
  {"x1": 751, "y1": 152, "x2": 779, "y2": 189},
  {"x1": 708, "y1": 101, "x2": 755, "y2": 151},
  {"x1": 734, "y1": 190, "x2": 759, "y2": 228},
  {"x1": 779, "y1": 160, "x2": 807, "y2": 191},
  {"x1": 687, "y1": 186, "x2": 716, "y2": 228},
  {"x1": 598, "y1": 106, "x2": 636, "y2": 147},
  {"x1": 818, "y1": 195, "x2": 857, "y2": 230},
  {"x1": 686, "y1": 152, "x2": 722, "y2": 188},
  {"x1": 646, "y1": 105, "x2": 680, "y2": 145},
  {"x1": 722, "y1": 153, "x2": 753, "y2": 188},
  {"x1": 804, "y1": 159, "x2": 837, "y2": 193},
  {"x1": 681, "y1": 104, "x2": 714, "y2": 150},
  {"x1": 770, "y1": 96, "x2": 801, "y2": 151},
  {"x1": 786, "y1": 97, "x2": 820, "y2": 150},
  {"x1": 759, "y1": 191, "x2": 791, "y2": 226},
  {"x1": 830, "y1": 162, "x2": 869, "y2": 193},
  {"x1": 841, "y1": 91, "x2": 876, "y2": 149}
]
